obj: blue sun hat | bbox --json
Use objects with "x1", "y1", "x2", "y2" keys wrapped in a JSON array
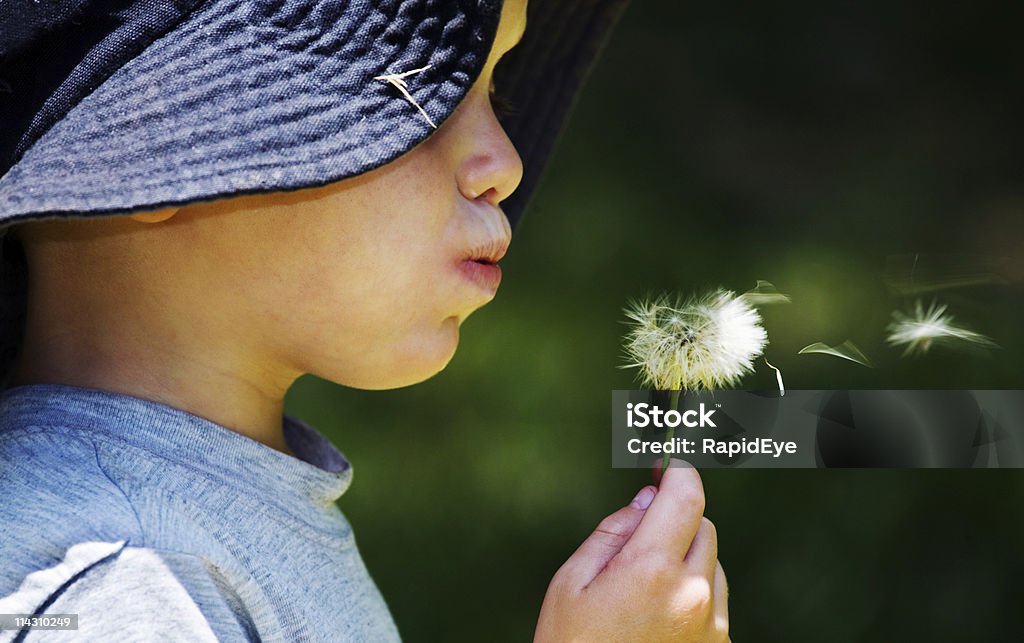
[{"x1": 0, "y1": 0, "x2": 629, "y2": 383}]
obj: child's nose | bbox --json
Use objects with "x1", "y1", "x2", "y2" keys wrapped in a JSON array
[{"x1": 455, "y1": 101, "x2": 524, "y2": 207}]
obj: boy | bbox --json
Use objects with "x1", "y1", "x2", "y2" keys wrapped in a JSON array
[{"x1": 0, "y1": 0, "x2": 729, "y2": 640}]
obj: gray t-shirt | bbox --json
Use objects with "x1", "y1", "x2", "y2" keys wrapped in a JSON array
[{"x1": 0, "y1": 384, "x2": 400, "y2": 642}]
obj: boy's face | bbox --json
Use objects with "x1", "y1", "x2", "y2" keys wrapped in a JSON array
[{"x1": 129, "y1": 0, "x2": 528, "y2": 390}]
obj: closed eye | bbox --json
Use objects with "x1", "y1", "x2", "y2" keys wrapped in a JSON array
[{"x1": 489, "y1": 80, "x2": 516, "y2": 119}]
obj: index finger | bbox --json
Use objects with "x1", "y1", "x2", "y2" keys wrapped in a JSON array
[{"x1": 626, "y1": 459, "x2": 706, "y2": 557}]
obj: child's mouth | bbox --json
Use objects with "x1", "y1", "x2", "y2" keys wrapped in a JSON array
[
  {"x1": 459, "y1": 259, "x2": 502, "y2": 293},
  {"x1": 465, "y1": 239, "x2": 509, "y2": 265}
]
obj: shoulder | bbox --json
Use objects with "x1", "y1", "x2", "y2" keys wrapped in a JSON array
[
  {"x1": 0, "y1": 423, "x2": 142, "y2": 544},
  {"x1": 0, "y1": 427, "x2": 143, "y2": 535},
  {"x1": 0, "y1": 426, "x2": 143, "y2": 593},
  {"x1": 0, "y1": 541, "x2": 257, "y2": 642}
]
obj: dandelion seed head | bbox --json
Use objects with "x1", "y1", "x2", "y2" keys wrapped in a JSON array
[
  {"x1": 886, "y1": 300, "x2": 997, "y2": 356},
  {"x1": 622, "y1": 290, "x2": 768, "y2": 391}
]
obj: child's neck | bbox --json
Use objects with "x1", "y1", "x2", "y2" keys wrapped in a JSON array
[{"x1": 10, "y1": 328, "x2": 299, "y2": 457}]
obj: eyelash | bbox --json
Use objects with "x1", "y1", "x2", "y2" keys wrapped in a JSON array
[
  {"x1": 488, "y1": 85, "x2": 516, "y2": 119},
  {"x1": 490, "y1": 93, "x2": 515, "y2": 119}
]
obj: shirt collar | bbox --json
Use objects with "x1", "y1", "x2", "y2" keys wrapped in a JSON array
[{"x1": 0, "y1": 383, "x2": 353, "y2": 508}]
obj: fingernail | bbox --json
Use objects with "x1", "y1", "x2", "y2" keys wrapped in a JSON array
[{"x1": 630, "y1": 486, "x2": 656, "y2": 510}]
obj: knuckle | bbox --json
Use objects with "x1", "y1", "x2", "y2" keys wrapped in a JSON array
[
  {"x1": 594, "y1": 511, "x2": 632, "y2": 541},
  {"x1": 698, "y1": 517, "x2": 719, "y2": 558},
  {"x1": 679, "y1": 484, "x2": 706, "y2": 515},
  {"x1": 589, "y1": 513, "x2": 634, "y2": 554},
  {"x1": 701, "y1": 516, "x2": 718, "y2": 542},
  {"x1": 679, "y1": 579, "x2": 714, "y2": 617}
]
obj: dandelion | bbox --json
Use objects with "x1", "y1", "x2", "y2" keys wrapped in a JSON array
[
  {"x1": 886, "y1": 300, "x2": 997, "y2": 356},
  {"x1": 623, "y1": 290, "x2": 768, "y2": 392},
  {"x1": 622, "y1": 290, "x2": 768, "y2": 471}
]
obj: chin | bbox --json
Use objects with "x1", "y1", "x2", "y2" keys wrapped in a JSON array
[{"x1": 323, "y1": 318, "x2": 461, "y2": 390}]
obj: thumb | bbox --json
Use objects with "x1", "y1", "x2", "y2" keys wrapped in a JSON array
[{"x1": 560, "y1": 486, "x2": 656, "y2": 588}]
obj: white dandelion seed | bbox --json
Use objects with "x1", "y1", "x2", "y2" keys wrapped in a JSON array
[
  {"x1": 373, "y1": 64, "x2": 437, "y2": 128},
  {"x1": 797, "y1": 340, "x2": 874, "y2": 368},
  {"x1": 741, "y1": 279, "x2": 792, "y2": 306},
  {"x1": 622, "y1": 290, "x2": 769, "y2": 391},
  {"x1": 886, "y1": 300, "x2": 997, "y2": 356}
]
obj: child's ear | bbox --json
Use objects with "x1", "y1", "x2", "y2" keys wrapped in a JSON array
[{"x1": 129, "y1": 207, "x2": 179, "y2": 223}]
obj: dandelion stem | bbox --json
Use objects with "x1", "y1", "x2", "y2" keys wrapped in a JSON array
[
  {"x1": 661, "y1": 388, "x2": 682, "y2": 475},
  {"x1": 765, "y1": 358, "x2": 785, "y2": 396}
]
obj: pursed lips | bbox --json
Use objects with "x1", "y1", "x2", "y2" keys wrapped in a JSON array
[
  {"x1": 458, "y1": 224, "x2": 511, "y2": 293},
  {"x1": 464, "y1": 238, "x2": 509, "y2": 265},
  {"x1": 455, "y1": 204, "x2": 512, "y2": 294}
]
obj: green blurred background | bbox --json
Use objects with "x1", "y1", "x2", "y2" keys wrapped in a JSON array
[{"x1": 286, "y1": 1, "x2": 1024, "y2": 640}]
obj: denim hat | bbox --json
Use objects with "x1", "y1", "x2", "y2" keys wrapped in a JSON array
[{"x1": 0, "y1": 0, "x2": 628, "y2": 383}]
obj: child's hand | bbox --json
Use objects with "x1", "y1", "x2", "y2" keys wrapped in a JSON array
[{"x1": 534, "y1": 461, "x2": 729, "y2": 642}]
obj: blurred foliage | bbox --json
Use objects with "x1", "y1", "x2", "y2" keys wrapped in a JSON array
[{"x1": 286, "y1": 1, "x2": 1024, "y2": 640}]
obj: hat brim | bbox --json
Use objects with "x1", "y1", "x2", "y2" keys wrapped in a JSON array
[
  {"x1": 0, "y1": 0, "x2": 502, "y2": 222},
  {"x1": 0, "y1": 0, "x2": 628, "y2": 228}
]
